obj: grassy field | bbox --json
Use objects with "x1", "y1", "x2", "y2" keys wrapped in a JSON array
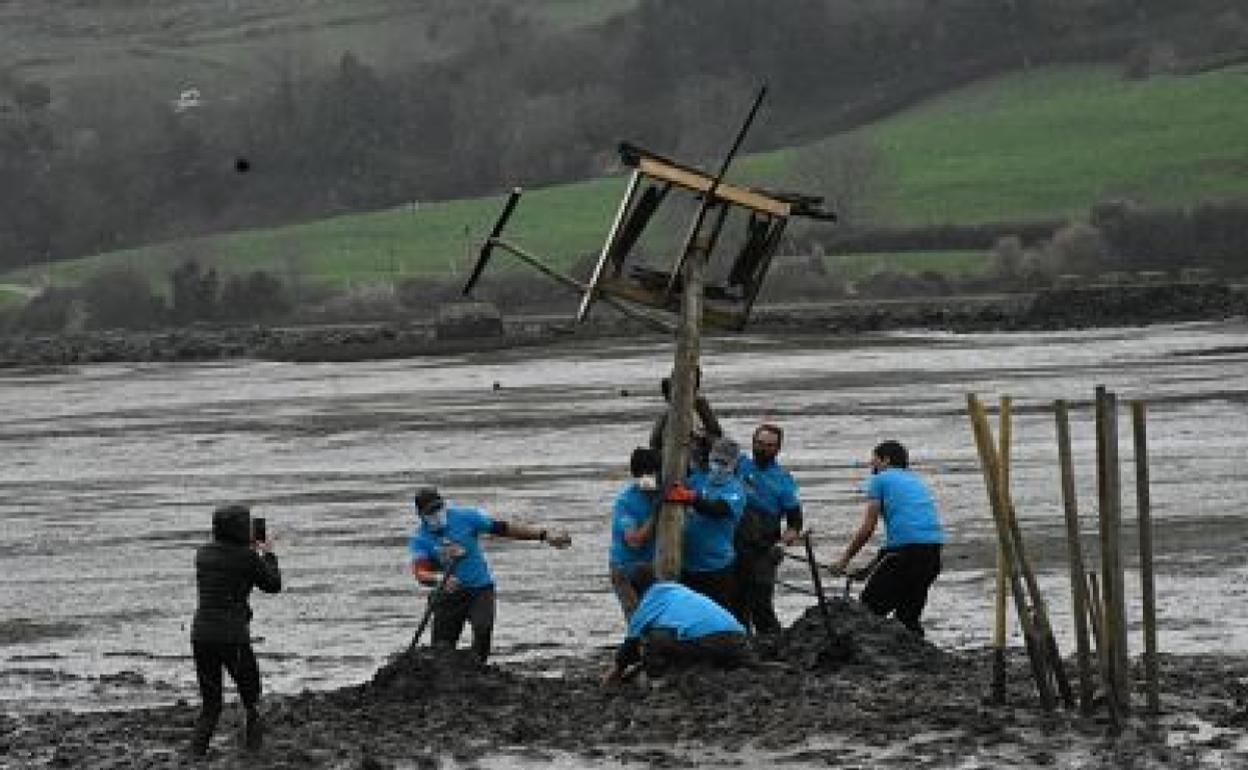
[
  {"x1": 3, "y1": 0, "x2": 634, "y2": 92},
  {"x1": 5, "y1": 63, "x2": 1246, "y2": 293}
]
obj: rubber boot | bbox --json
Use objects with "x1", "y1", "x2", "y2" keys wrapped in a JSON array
[
  {"x1": 243, "y1": 706, "x2": 264, "y2": 752},
  {"x1": 188, "y1": 710, "x2": 218, "y2": 758}
]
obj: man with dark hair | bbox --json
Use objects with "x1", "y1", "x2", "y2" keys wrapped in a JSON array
[
  {"x1": 829, "y1": 440, "x2": 946, "y2": 636},
  {"x1": 602, "y1": 566, "x2": 752, "y2": 686},
  {"x1": 608, "y1": 447, "x2": 663, "y2": 619},
  {"x1": 648, "y1": 367, "x2": 723, "y2": 455},
  {"x1": 734, "y1": 423, "x2": 803, "y2": 636},
  {"x1": 189, "y1": 504, "x2": 282, "y2": 757},
  {"x1": 409, "y1": 486, "x2": 571, "y2": 662},
  {"x1": 669, "y1": 436, "x2": 746, "y2": 620}
]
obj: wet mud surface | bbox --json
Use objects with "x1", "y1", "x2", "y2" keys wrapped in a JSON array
[{"x1": 4, "y1": 600, "x2": 1246, "y2": 769}]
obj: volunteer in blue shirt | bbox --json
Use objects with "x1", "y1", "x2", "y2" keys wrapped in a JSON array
[
  {"x1": 734, "y1": 423, "x2": 803, "y2": 636},
  {"x1": 608, "y1": 447, "x2": 663, "y2": 619},
  {"x1": 602, "y1": 566, "x2": 752, "y2": 685},
  {"x1": 668, "y1": 437, "x2": 746, "y2": 620},
  {"x1": 829, "y1": 440, "x2": 946, "y2": 636},
  {"x1": 409, "y1": 486, "x2": 570, "y2": 662}
]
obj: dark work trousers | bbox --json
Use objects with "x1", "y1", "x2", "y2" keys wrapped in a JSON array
[
  {"x1": 610, "y1": 565, "x2": 643, "y2": 620},
  {"x1": 431, "y1": 586, "x2": 496, "y2": 663},
  {"x1": 736, "y1": 545, "x2": 782, "y2": 635},
  {"x1": 643, "y1": 629, "x2": 752, "y2": 677},
  {"x1": 680, "y1": 564, "x2": 742, "y2": 623},
  {"x1": 860, "y1": 544, "x2": 942, "y2": 636},
  {"x1": 193, "y1": 640, "x2": 261, "y2": 722}
]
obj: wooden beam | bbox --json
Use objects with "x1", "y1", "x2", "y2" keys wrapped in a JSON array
[{"x1": 636, "y1": 156, "x2": 792, "y2": 217}]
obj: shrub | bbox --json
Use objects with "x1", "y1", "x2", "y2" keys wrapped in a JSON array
[
  {"x1": 81, "y1": 267, "x2": 166, "y2": 330},
  {"x1": 219, "y1": 270, "x2": 291, "y2": 322},
  {"x1": 14, "y1": 287, "x2": 79, "y2": 333},
  {"x1": 1044, "y1": 222, "x2": 1108, "y2": 276}
]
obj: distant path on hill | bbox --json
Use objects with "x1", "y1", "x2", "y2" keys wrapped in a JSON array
[{"x1": 0, "y1": 283, "x2": 38, "y2": 298}]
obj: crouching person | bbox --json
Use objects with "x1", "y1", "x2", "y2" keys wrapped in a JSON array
[
  {"x1": 189, "y1": 504, "x2": 282, "y2": 757},
  {"x1": 602, "y1": 566, "x2": 752, "y2": 687}
]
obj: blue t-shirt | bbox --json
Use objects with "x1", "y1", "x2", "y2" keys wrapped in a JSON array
[
  {"x1": 736, "y1": 455, "x2": 800, "y2": 522},
  {"x1": 682, "y1": 473, "x2": 745, "y2": 572},
  {"x1": 863, "y1": 468, "x2": 946, "y2": 548},
  {"x1": 609, "y1": 483, "x2": 658, "y2": 570},
  {"x1": 627, "y1": 582, "x2": 746, "y2": 640},
  {"x1": 408, "y1": 505, "x2": 497, "y2": 589}
]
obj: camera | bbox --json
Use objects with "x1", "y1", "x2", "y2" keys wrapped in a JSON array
[{"x1": 251, "y1": 516, "x2": 267, "y2": 543}]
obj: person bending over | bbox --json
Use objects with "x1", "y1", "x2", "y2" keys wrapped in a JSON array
[
  {"x1": 829, "y1": 440, "x2": 946, "y2": 636},
  {"x1": 602, "y1": 566, "x2": 752, "y2": 686}
]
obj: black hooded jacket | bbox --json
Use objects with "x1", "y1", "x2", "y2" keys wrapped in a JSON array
[{"x1": 191, "y1": 506, "x2": 282, "y2": 644}]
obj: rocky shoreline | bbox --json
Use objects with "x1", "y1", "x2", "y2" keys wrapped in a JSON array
[
  {"x1": 0, "y1": 283, "x2": 1244, "y2": 368},
  {"x1": 3, "y1": 600, "x2": 1246, "y2": 769}
]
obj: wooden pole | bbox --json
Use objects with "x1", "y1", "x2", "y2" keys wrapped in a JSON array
[
  {"x1": 991, "y1": 397, "x2": 1012, "y2": 703},
  {"x1": 655, "y1": 239, "x2": 705, "y2": 579},
  {"x1": 1086, "y1": 571, "x2": 1122, "y2": 731},
  {"x1": 967, "y1": 394, "x2": 1055, "y2": 710},
  {"x1": 656, "y1": 87, "x2": 767, "y2": 580},
  {"x1": 1132, "y1": 400, "x2": 1160, "y2": 715},
  {"x1": 1095, "y1": 385, "x2": 1129, "y2": 714},
  {"x1": 1004, "y1": 501, "x2": 1075, "y2": 708},
  {"x1": 1055, "y1": 400, "x2": 1096, "y2": 715},
  {"x1": 997, "y1": 397, "x2": 1074, "y2": 708}
]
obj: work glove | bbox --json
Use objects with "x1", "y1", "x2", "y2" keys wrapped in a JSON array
[{"x1": 664, "y1": 482, "x2": 699, "y2": 505}]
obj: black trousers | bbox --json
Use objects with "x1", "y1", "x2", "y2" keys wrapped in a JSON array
[
  {"x1": 431, "y1": 586, "x2": 496, "y2": 663},
  {"x1": 193, "y1": 640, "x2": 261, "y2": 718},
  {"x1": 681, "y1": 564, "x2": 742, "y2": 623},
  {"x1": 860, "y1": 544, "x2": 942, "y2": 635},
  {"x1": 736, "y1": 546, "x2": 782, "y2": 635}
]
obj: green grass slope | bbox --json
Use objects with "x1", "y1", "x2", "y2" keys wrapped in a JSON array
[{"x1": 7, "y1": 63, "x2": 1247, "y2": 292}]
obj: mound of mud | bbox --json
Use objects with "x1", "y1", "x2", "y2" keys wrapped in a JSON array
[
  {"x1": 5, "y1": 603, "x2": 1248, "y2": 768},
  {"x1": 780, "y1": 598, "x2": 948, "y2": 672}
]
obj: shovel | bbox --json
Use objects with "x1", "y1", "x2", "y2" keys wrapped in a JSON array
[{"x1": 407, "y1": 555, "x2": 462, "y2": 654}]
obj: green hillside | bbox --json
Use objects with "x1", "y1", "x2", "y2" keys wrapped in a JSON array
[{"x1": 7, "y1": 63, "x2": 1247, "y2": 292}]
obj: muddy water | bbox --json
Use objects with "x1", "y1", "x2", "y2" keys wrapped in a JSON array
[{"x1": 2, "y1": 320, "x2": 1247, "y2": 714}]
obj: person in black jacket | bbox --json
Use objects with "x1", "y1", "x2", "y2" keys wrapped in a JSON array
[{"x1": 189, "y1": 504, "x2": 282, "y2": 757}]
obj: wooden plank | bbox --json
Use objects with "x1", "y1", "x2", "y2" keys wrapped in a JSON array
[{"x1": 636, "y1": 156, "x2": 792, "y2": 217}]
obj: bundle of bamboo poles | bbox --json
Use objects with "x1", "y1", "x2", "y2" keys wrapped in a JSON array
[{"x1": 966, "y1": 388, "x2": 1160, "y2": 724}]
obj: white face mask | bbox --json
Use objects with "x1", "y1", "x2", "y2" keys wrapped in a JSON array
[
  {"x1": 637, "y1": 474, "x2": 658, "y2": 491},
  {"x1": 420, "y1": 506, "x2": 447, "y2": 531},
  {"x1": 708, "y1": 458, "x2": 733, "y2": 482}
]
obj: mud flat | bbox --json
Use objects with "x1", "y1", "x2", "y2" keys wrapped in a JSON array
[
  {"x1": 1, "y1": 283, "x2": 1244, "y2": 367},
  {"x1": 3, "y1": 600, "x2": 1245, "y2": 769}
]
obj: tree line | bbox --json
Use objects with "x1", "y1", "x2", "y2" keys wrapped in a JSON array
[{"x1": 1, "y1": 0, "x2": 1244, "y2": 272}]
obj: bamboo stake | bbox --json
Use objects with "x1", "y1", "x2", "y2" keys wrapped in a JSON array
[
  {"x1": 991, "y1": 397, "x2": 1011, "y2": 704},
  {"x1": 997, "y1": 398, "x2": 1074, "y2": 707},
  {"x1": 1055, "y1": 400, "x2": 1096, "y2": 715},
  {"x1": 967, "y1": 394, "x2": 1055, "y2": 710},
  {"x1": 1132, "y1": 400, "x2": 1160, "y2": 715}
]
